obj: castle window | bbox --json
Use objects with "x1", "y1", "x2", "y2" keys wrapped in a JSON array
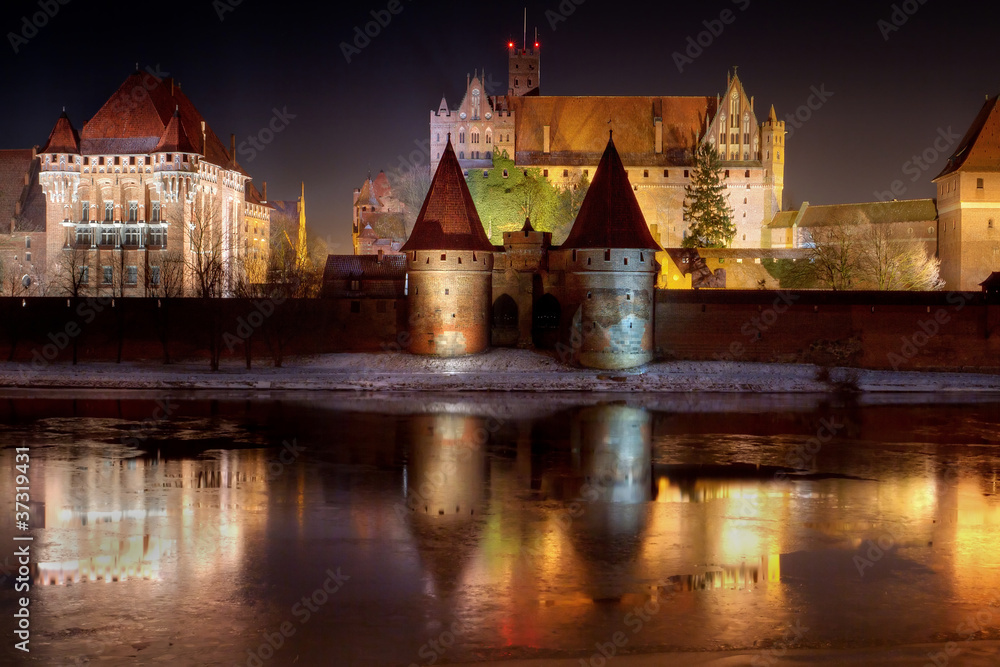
[
  {"x1": 25, "y1": 237, "x2": 30, "y2": 249},
  {"x1": 604, "y1": 249, "x2": 611, "y2": 261},
  {"x1": 745, "y1": 170, "x2": 751, "y2": 178},
  {"x1": 483, "y1": 170, "x2": 488, "y2": 178},
  {"x1": 626, "y1": 293, "x2": 630, "y2": 300},
  {"x1": 990, "y1": 219, "x2": 995, "y2": 229},
  {"x1": 440, "y1": 253, "x2": 447, "y2": 261},
  {"x1": 445, "y1": 289, "x2": 449, "y2": 295},
  {"x1": 744, "y1": 152, "x2": 749, "y2": 160},
  {"x1": 624, "y1": 257, "x2": 628, "y2": 266},
  {"x1": 744, "y1": 198, "x2": 748, "y2": 204},
  {"x1": 104, "y1": 201, "x2": 114, "y2": 222},
  {"x1": 929, "y1": 226, "x2": 935, "y2": 235},
  {"x1": 127, "y1": 201, "x2": 138, "y2": 222},
  {"x1": 79, "y1": 266, "x2": 89, "y2": 283},
  {"x1": 102, "y1": 266, "x2": 112, "y2": 284},
  {"x1": 587, "y1": 257, "x2": 591, "y2": 265},
  {"x1": 25, "y1": 252, "x2": 30, "y2": 263},
  {"x1": 527, "y1": 79, "x2": 532, "y2": 87},
  {"x1": 643, "y1": 170, "x2": 649, "y2": 178},
  {"x1": 563, "y1": 170, "x2": 569, "y2": 177},
  {"x1": 587, "y1": 292, "x2": 592, "y2": 299},
  {"x1": 129, "y1": 156, "x2": 136, "y2": 165},
  {"x1": 460, "y1": 152, "x2": 464, "y2": 159},
  {"x1": 515, "y1": 78, "x2": 519, "y2": 86},
  {"x1": 114, "y1": 157, "x2": 120, "y2": 165},
  {"x1": 471, "y1": 131, "x2": 479, "y2": 144},
  {"x1": 126, "y1": 266, "x2": 138, "y2": 285},
  {"x1": 684, "y1": 170, "x2": 689, "y2": 178},
  {"x1": 978, "y1": 178, "x2": 985, "y2": 189},
  {"x1": 572, "y1": 250, "x2": 577, "y2": 262},
  {"x1": 350, "y1": 280, "x2": 360, "y2": 290},
  {"x1": 486, "y1": 133, "x2": 491, "y2": 144},
  {"x1": 457, "y1": 257, "x2": 462, "y2": 264},
  {"x1": 663, "y1": 170, "x2": 668, "y2": 177},
  {"x1": 502, "y1": 169, "x2": 508, "y2": 178},
  {"x1": 725, "y1": 170, "x2": 730, "y2": 178},
  {"x1": 350, "y1": 301, "x2": 361, "y2": 314},
  {"x1": 459, "y1": 132, "x2": 465, "y2": 143},
  {"x1": 583, "y1": 170, "x2": 589, "y2": 177}
]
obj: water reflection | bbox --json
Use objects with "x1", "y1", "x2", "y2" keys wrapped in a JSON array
[{"x1": 1, "y1": 394, "x2": 999, "y2": 665}]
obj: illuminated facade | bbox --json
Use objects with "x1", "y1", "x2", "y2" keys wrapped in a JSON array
[
  {"x1": 934, "y1": 94, "x2": 1000, "y2": 291},
  {"x1": 0, "y1": 71, "x2": 275, "y2": 296},
  {"x1": 430, "y1": 44, "x2": 786, "y2": 250}
]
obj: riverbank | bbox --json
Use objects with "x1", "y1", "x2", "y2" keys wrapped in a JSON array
[
  {"x1": 2, "y1": 348, "x2": 1000, "y2": 392},
  {"x1": 450, "y1": 639, "x2": 1000, "y2": 666}
]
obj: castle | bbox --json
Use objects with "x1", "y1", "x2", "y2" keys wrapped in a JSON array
[
  {"x1": 429, "y1": 44, "x2": 786, "y2": 250},
  {"x1": 0, "y1": 70, "x2": 299, "y2": 297},
  {"x1": 395, "y1": 130, "x2": 659, "y2": 369}
]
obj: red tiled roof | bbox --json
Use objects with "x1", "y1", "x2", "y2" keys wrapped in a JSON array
[
  {"x1": 154, "y1": 109, "x2": 198, "y2": 154},
  {"x1": 561, "y1": 136, "x2": 661, "y2": 251},
  {"x1": 935, "y1": 96, "x2": 1000, "y2": 179},
  {"x1": 400, "y1": 139, "x2": 493, "y2": 252},
  {"x1": 80, "y1": 73, "x2": 241, "y2": 172},
  {"x1": 512, "y1": 96, "x2": 716, "y2": 163},
  {"x1": 324, "y1": 254, "x2": 407, "y2": 280},
  {"x1": 40, "y1": 112, "x2": 80, "y2": 154},
  {"x1": 355, "y1": 178, "x2": 381, "y2": 208}
]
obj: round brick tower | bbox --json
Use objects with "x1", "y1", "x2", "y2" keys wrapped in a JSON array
[
  {"x1": 555, "y1": 134, "x2": 662, "y2": 370},
  {"x1": 401, "y1": 138, "x2": 494, "y2": 356}
]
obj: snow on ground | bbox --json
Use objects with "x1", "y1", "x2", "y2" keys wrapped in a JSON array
[{"x1": 1, "y1": 348, "x2": 999, "y2": 393}]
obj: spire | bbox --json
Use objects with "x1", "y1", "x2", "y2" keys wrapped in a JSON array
[
  {"x1": 520, "y1": 217, "x2": 534, "y2": 233},
  {"x1": 297, "y1": 182, "x2": 308, "y2": 267},
  {"x1": 154, "y1": 108, "x2": 197, "y2": 153},
  {"x1": 768, "y1": 105, "x2": 778, "y2": 123},
  {"x1": 400, "y1": 138, "x2": 493, "y2": 252},
  {"x1": 561, "y1": 135, "x2": 660, "y2": 251}
]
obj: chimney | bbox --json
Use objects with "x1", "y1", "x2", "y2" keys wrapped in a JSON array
[
  {"x1": 30, "y1": 146, "x2": 36, "y2": 159},
  {"x1": 14, "y1": 201, "x2": 21, "y2": 216},
  {"x1": 377, "y1": 248, "x2": 384, "y2": 263},
  {"x1": 201, "y1": 121, "x2": 206, "y2": 156},
  {"x1": 230, "y1": 133, "x2": 238, "y2": 167}
]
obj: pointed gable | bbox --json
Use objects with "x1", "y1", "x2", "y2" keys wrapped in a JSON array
[
  {"x1": 355, "y1": 178, "x2": 381, "y2": 208},
  {"x1": 561, "y1": 135, "x2": 661, "y2": 251},
  {"x1": 935, "y1": 95, "x2": 1000, "y2": 179},
  {"x1": 154, "y1": 109, "x2": 197, "y2": 153},
  {"x1": 372, "y1": 170, "x2": 392, "y2": 199},
  {"x1": 400, "y1": 139, "x2": 493, "y2": 252},
  {"x1": 41, "y1": 112, "x2": 80, "y2": 154}
]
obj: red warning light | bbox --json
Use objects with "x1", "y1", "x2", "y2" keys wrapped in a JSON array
[
  {"x1": 508, "y1": 41, "x2": 514, "y2": 48},
  {"x1": 535, "y1": 42, "x2": 539, "y2": 48}
]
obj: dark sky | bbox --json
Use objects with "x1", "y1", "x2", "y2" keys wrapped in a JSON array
[{"x1": 1, "y1": 0, "x2": 998, "y2": 253}]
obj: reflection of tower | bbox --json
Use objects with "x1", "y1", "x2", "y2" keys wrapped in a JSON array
[
  {"x1": 404, "y1": 412, "x2": 488, "y2": 596},
  {"x1": 401, "y1": 138, "x2": 494, "y2": 357},
  {"x1": 554, "y1": 404, "x2": 653, "y2": 600}
]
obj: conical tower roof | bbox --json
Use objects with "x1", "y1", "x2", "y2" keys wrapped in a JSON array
[
  {"x1": 400, "y1": 138, "x2": 493, "y2": 252},
  {"x1": 561, "y1": 135, "x2": 660, "y2": 251},
  {"x1": 40, "y1": 111, "x2": 80, "y2": 154},
  {"x1": 154, "y1": 108, "x2": 197, "y2": 153}
]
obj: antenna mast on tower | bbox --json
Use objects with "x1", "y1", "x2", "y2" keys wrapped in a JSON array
[{"x1": 523, "y1": 8, "x2": 527, "y2": 50}]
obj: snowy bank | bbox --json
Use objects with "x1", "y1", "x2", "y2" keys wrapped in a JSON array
[{"x1": 1, "y1": 348, "x2": 1000, "y2": 393}]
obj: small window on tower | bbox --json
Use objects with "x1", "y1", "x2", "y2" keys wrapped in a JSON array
[
  {"x1": 725, "y1": 170, "x2": 730, "y2": 178},
  {"x1": 563, "y1": 170, "x2": 569, "y2": 177},
  {"x1": 543, "y1": 169, "x2": 548, "y2": 177},
  {"x1": 684, "y1": 170, "x2": 689, "y2": 178},
  {"x1": 440, "y1": 253, "x2": 447, "y2": 261},
  {"x1": 643, "y1": 170, "x2": 649, "y2": 178},
  {"x1": 663, "y1": 170, "x2": 668, "y2": 177},
  {"x1": 978, "y1": 178, "x2": 985, "y2": 189},
  {"x1": 445, "y1": 289, "x2": 449, "y2": 295},
  {"x1": 604, "y1": 249, "x2": 611, "y2": 261}
]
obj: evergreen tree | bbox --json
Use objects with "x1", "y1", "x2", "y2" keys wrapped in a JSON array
[{"x1": 682, "y1": 143, "x2": 735, "y2": 248}]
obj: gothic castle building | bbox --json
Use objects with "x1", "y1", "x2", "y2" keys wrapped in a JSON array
[
  {"x1": 0, "y1": 70, "x2": 297, "y2": 296},
  {"x1": 429, "y1": 44, "x2": 785, "y2": 250}
]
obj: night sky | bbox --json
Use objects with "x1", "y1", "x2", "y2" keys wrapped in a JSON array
[{"x1": 1, "y1": 0, "x2": 998, "y2": 253}]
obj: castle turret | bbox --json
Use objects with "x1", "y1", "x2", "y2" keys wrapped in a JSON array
[
  {"x1": 555, "y1": 134, "x2": 661, "y2": 370},
  {"x1": 507, "y1": 40, "x2": 540, "y2": 96},
  {"x1": 761, "y1": 105, "x2": 786, "y2": 218},
  {"x1": 401, "y1": 137, "x2": 494, "y2": 356}
]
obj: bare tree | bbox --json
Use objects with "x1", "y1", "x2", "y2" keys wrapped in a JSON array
[
  {"x1": 186, "y1": 205, "x2": 227, "y2": 370},
  {"x1": 804, "y1": 212, "x2": 943, "y2": 291},
  {"x1": 149, "y1": 250, "x2": 185, "y2": 364},
  {"x1": 390, "y1": 165, "x2": 431, "y2": 237},
  {"x1": 803, "y1": 212, "x2": 865, "y2": 290}
]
